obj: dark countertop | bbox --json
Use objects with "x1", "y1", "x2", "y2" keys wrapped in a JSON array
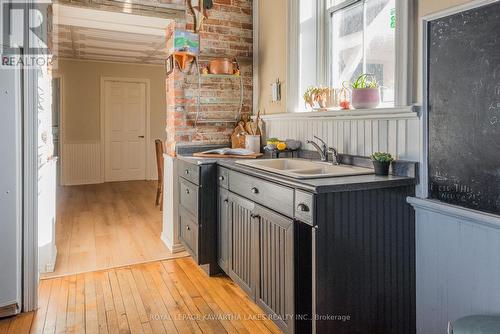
[{"x1": 177, "y1": 155, "x2": 416, "y2": 194}]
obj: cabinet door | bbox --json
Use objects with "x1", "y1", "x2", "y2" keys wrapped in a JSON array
[
  {"x1": 254, "y1": 205, "x2": 294, "y2": 334},
  {"x1": 218, "y1": 187, "x2": 229, "y2": 274},
  {"x1": 228, "y1": 192, "x2": 256, "y2": 298}
]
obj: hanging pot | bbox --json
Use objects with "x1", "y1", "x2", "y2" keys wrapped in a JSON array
[{"x1": 208, "y1": 58, "x2": 235, "y2": 75}]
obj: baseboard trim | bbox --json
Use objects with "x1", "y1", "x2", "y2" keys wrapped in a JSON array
[{"x1": 161, "y1": 232, "x2": 184, "y2": 253}]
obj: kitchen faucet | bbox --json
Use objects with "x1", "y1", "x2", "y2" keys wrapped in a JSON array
[{"x1": 306, "y1": 136, "x2": 341, "y2": 165}]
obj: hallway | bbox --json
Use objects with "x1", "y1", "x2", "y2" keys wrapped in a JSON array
[{"x1": 43, "y1": 181, "x2": 187, "y2": 278}]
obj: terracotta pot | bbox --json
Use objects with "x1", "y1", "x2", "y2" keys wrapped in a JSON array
[
  {"x1": 351, "y1": 88, "x2": 380, "y2": 109},
  {"x1": 208, "y1": 58, "x2": 234, "y2": 75}
]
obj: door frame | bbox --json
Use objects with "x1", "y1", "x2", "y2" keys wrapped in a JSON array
[{"x1": 100, "y1": 76, "x2": 151, "y2": 182}]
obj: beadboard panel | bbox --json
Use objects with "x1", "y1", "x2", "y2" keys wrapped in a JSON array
[
  {"x1": 408, "y1": 198, "x2": 500, "y2": 334},
  {"x1": 262, "y1": 111, "x2": 420, "y2": 161},
  {"x1": 61, "y1": 142, "x2": 101, "y2": 185}
]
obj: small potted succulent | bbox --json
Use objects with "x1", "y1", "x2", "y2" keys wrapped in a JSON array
[
  {"x1": 351, "y1": 73, "x2": 380, "y2": 109},
  {"x1": 370, "y1": 152, "x2": 394, "y2": 176}
]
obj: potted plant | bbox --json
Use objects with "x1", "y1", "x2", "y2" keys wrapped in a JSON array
[
  {"x1": 370, "y1": 152, "x2": 394, "y2": 176},
  {"x1": 351, "y1": 74, "x2": 380, "y2": 109}
]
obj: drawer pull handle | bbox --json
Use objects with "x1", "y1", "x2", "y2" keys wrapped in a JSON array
[
  {"x1": 250, "y1": 214, "x2": 260, "y2": 219},
  {"x1": 185, "y1": 188, "x2": 190, "y2": 194},
  {"x1": 185, "y1": 169, "x2": 190, "y2": 175},
  {"x1": 219, "y1": 176, "x2": 225, "y2": 181},
  {"x1": 251, "y1": 187, "x2": 259, "y2": 194},
  {"x1": 297, "y1": 203, "x2": 310, "y2": 212}
]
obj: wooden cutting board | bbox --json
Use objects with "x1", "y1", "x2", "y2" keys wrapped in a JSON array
[{"x1": 193, "y1": 152, "x2": 263, "y2": 159}]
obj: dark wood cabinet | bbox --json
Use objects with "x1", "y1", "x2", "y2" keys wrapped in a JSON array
[
  {"x1": 227, "y1": 192, "x2": 256, "y2": 298},
  {"x1": 217, "y1": 187, "x2": 229, "y2": 274},
  {"x1": 177, "y1": 160, "x2": 218, "y2": 275},
  {"x1": 179, "y1": 160, "x2": 416, "y2": 334},
  {"x1": 254, "y1": 205, "x2": 295, "y2": 334}
]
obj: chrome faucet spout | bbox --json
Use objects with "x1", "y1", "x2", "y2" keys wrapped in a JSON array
[
  {"x1": 307, "y1": 136, "x2": 341, "y2": 164},
  {"x1": 307, "y1": 138, "x2": 328, "y2": 162}
]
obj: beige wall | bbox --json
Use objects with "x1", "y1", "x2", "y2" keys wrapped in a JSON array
[
  {"x1": 257, "y1": 0, "x2": 473, "y2": 112},
  {"x1": 258, "y1": 0, "x2": 287, "y2": 115},
  {"x1": 57, "y1": 59, "x2": 166, "y2": 143}
]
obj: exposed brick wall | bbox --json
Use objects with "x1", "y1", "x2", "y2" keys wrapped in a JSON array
[{"x1": 165, "y1": 0, "x2": 253, "y2": 155}]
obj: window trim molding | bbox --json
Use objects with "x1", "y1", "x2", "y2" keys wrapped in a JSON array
[{"x1": 287, "y1": 0, "x2": 415, "y2": 113}]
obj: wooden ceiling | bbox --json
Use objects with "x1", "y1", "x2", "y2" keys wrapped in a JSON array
[{"x1": 55, "y1": 24, "x2": 167, "y2": 64}]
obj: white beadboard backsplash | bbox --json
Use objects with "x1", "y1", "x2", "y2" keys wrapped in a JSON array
[{"x1": 261, "y1": 107, "x2": 420, "y2": 161}]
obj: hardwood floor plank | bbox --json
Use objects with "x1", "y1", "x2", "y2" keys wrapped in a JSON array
[
  {"x1": 0, "y1": 317, "x2": 11, "y2": 334},
  {"x1": 4, "y1": 258, "x2": 284, "y2": 334},
  {"x1": 107, "y1": 271, "x2": 130, "y2": 334},
  {"x1": 96, "y1": 272, "x2": 119, "y2": 334},
  {"x1": 177, "y1": 258, "x2": 281, "y2": 334},
  {"x1": 43, "y1": 181, "x2": 188, "y2": 279},
  {"x1": 115, "y1": 269, "x2": 144, "y2": 334},
  {"x1": 55, "y1": 276, "x2": 69, "y2": 334},
  {"x1": 7, "y1": 312, "x2": 34, "y2": 334},
  {"x1": 30, "y1": 278, "x2": 52, "y2": 334},
  {"x1": 144, "y1": 262, "x2": 200, "y2": 334},
  {"x1": 84, "y1": 273, "x2": 99, "y2": 334},
  {"x1": 42, "y1": 277, "x2": 61, "y2": 334},
  {"x1": 161, "y1": 261, "x2": 227, "y2": 334},
  {"x1": 65, "y1": 275, "x2": 77, "y2": 334},
  {"x1": 174, "y1": 259, "x2": 241, "y2": 334},
  {"x1": 73, "y1": 274, "x2": 86, "y2": 333},
  {"x1": 129, "y1": 267, "x2": 170, "y2": 334},
  {"x1": 93, "y1": 273, "x2": 109, "y2": 334}
]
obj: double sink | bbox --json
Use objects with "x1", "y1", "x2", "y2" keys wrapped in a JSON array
[{"x1": 236, "y1": 158, "x2": 374, "y2": 179}]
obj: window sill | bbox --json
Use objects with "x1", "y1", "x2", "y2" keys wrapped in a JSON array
[{"x1": 259, "y1": 105, "x2": 420, "y2": 121}]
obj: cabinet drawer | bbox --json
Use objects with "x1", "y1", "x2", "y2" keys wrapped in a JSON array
[
  {"x1": 228, "y1": 170, "x2": 294, "y2": 217},
  {"x1": 178, "y1": 159, "x2": 200, "y2": 185},
  {"x1": 179, "y1": 179, "x2": 199, "y2": 219},
  {"x1": 295, "y1": 190, "x2": 314, "y2": 226},
  {"x1": 179, "y1": 208, "x2": 199, "y2": 259},
  {"x1": 218, "y1": 167, "x2": 229, "y2": 189}
]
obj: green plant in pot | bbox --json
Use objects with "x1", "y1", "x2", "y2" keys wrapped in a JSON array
[
  {"x1": 370, "y1": 152, "x2": 394, "y2": 176},
  {"x1": 351, "y1": 73, "x2": 380, "y2": 109}
]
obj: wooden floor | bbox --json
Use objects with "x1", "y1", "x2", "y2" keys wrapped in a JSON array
[
  {"x1": 43, "y1": 181, "x2": 188, "y2": 278},
  {"x1": 0, "y1": 258, "x2": 282, "y2": 334}
]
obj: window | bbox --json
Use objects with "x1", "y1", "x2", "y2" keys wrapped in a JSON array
[
  {"x1": 288, "y1": 0, "x2": 411, "y2": 112},
  {"x1": 329, "y1": 0, "x2": 396, "y2": 105}
]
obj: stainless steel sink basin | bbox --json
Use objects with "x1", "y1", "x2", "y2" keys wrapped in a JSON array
[{"x1": 236, "y1": 158, "x2": 374, "y2": 179}]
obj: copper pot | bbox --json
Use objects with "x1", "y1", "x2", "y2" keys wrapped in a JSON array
[{"x1": 208, "y1": 58, "x2": 235, "y2": 75}]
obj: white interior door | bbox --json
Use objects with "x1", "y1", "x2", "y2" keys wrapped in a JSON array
[{"x1": 104, "y1": 80, "x2": 147, "y2": 182}]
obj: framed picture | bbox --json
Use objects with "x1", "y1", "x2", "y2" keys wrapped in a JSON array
[{"x1": 165, "y1": 54, "x2": 174, "y2": 76}]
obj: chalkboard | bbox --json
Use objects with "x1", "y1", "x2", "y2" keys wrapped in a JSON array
[{"x1": 428, "y1": 2, "x2": 500, "y2": 216}]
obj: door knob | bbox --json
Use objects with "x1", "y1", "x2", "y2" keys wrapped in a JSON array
[
  {"x1": 138, "y1": 135, "x2": 145, "y2": 138},
  {"x1": 185, "y1": 188, "x2": 190, "y2": 194},
  {"x1": 251, "y1": 187, "x2": 259, "y2": 194}
]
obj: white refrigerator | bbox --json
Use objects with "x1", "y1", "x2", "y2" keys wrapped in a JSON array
[{"x1": 0, "y1": 57, "x2": 23, "y2": 317}]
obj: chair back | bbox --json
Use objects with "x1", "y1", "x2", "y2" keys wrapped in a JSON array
[{"x1": 155, "y1": 139, "x2": 164, "y2": 183}]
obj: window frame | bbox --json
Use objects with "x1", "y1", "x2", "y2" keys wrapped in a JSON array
[{"x1": 287, "y1": 0, "x2": 414, "y2": 113}]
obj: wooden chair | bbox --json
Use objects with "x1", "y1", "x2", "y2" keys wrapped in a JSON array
[{"x1": 155, "y1": 139, "x2": 164, "y2": 211}]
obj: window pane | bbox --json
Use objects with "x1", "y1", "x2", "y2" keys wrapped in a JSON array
[
  {"x1": 365, "y1": 0, "x2": 396, "y2": 104},
  {"x1": 331, "y1": 3, "x2": 364, "y2": 88}
]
